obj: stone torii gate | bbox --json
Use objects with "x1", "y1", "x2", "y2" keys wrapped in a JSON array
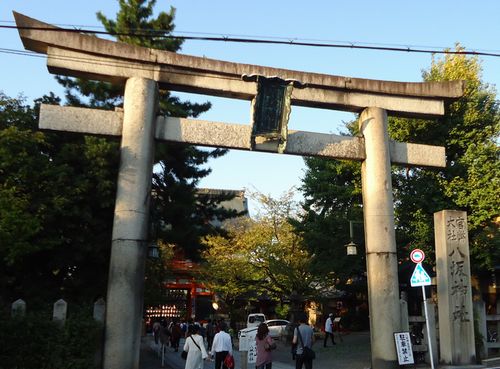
[{"x1": 14, "y1": 12, "x2": 464, "y2": 369}]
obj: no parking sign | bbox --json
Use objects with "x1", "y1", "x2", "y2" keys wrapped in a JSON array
[{"x1": 410, "y1": 249, "x2": 425, "y2": 263}]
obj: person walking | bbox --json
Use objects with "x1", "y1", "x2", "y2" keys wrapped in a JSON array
[
  {"x1": 160, "y1": 320, "x2": 171, "y2": 348},
  {"x1": 293, "y1": 313, "x2": 315, "y2": 369},
  {"x1": 255, "y1": 322, "x2": 276, "y2": 369},
  {"x1": 323, "y1": 313, "x2": 336, "y2": 347},
  {"x1": 152, "y1": 320, "x2": 161, "y2": 345},
  {"x1": 184, "y1": 325, "x2": 209, "y2": 369},
  {"x1": 171, "y1": 320, "x2": 183, "y2": 352},
  {"x1": 206, "y1": 319, "x2": 215, "y2": 350},
  {"x1": 210, "y1": 321, "x2": 233, "y2": 369}
]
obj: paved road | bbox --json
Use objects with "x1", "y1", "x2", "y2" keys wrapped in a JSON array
[{"x1": 140, "y1": 331, "x2": 372, "y2": 369}]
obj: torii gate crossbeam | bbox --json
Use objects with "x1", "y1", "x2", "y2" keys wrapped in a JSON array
[
  {"x1": 13, "y1": 12, "x2": 463, "y2": 118},
  {"x1": 13, "y1": 12, "x2": 464, "y2": 369}
]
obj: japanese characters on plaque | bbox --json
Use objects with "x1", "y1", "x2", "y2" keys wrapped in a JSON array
[
  {"x1": 394, "y1": 332, "x2": 415, "y2": 365},
  {"x1": 238, "y1": 329, "x2": 257, "y2": 363},
  {"x1": 247, "y1": 340, "x2": 257, "y2": 363},
  {"x1": 446, "y1": 215, "x2": 470, "y2": 322}
]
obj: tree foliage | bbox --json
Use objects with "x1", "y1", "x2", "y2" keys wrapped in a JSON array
[
  {"x1": 390, "y1": 45, "x2": 500, "y2": 271},
  {"x1": 143, "y1": 241, "x2": 175, "y2": 307},
  {"x1": 297, "y1": 153, "x2": 365, "y2": 286},
  {"x1": 1, "y1": 1, "x2": 236, "y2": 305},
  {"x1": 56, "y1": 0, "x2": 231, "y2": 260},
  {"x1": 0, "y1": 92, "x2": 118, "y2": 304},
  {"x1": 200, "y1": 191, "x2": 326, "y2": 310},
  {"x1": 299, "y1": 45, "x2": 500, "y2": 280}
]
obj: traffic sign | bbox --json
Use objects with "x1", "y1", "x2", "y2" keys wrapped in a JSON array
[
  {"x1": 410, "y1": 249, "x2": 425, "y2": 263},
  {"x1": 410, "y1": 261, "x2": 435, "y2": 369},
  {"x1": 410, "y1": 263, "x2": 431, "y2": 287}
]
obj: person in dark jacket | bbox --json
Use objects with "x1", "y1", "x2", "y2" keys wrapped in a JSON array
[{"x1": 171, "y1": 320, "x2": 183, "y2": 352}]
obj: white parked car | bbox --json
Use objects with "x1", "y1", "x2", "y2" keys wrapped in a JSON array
[{"x1": 265, "y1": 319, "x2": 290, "y2": 339}]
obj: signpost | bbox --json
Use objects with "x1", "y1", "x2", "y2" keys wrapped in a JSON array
[
  {"x1": 410, "y1": 249, "x2": 425, "y2": 264},
  {"x1": 238, "y1": 327, "x2": 257, "y2": 366},
  {"x1": 409, "y1": 249, "x2": 435, "y2": 369},
  {"x1": 410, "y1": 263, "x2": 432, "y2": 287},
  {"x1": 394, "y1": 332, "x2": 415, "y2": 365}
]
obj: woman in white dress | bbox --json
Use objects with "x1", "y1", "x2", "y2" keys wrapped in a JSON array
[{"x1": 184, "y1": 325, "x2": 209, "y2": 369}]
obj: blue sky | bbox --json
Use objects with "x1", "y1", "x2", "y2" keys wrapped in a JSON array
[{"x1": 1, "y1": 1, "x2": 499, "y2": 215}]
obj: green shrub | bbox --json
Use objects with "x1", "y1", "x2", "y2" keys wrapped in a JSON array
[{"x1": 0, "y1": 305, "x2": 102, "y2": 369}]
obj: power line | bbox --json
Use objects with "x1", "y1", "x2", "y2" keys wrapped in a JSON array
[
  {"x1": 0, "y1": 47, "x2": 44, "y2": 58},
  {"x1": 2, "y1": 23, "x2": 500, "y2": 58},
  {"x1": 0, "y1": 47, "x2": 242, "y2": 84},
  {"x1": 3, "y1": 19, "x2": 499, "y2": 54}
]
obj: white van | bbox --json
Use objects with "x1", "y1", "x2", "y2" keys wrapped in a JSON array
[{"x1": 247, "y1": 313, "x2": 266, "y2": 328}]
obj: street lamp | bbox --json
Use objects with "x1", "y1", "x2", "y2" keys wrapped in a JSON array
[
  {"x1": 148, "y1": 242, "x2": 160, "y2": 259},
  {"x1": 345, "y1": 240, "x2": 358, "y2": 256},
  {"x1": 345, "y1": 220, "x2": 363, "y2": 256}
]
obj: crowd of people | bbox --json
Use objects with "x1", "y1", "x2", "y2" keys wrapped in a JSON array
[
  {"x1": 149, "y1": 312, "x2": 342, "y2": 369},
  {"x1": 150, "y1": 318, "x2": 234, "y2": 369}
]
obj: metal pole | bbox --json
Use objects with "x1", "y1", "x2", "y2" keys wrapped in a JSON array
[
  {"x1": 240, "y1": 351, "x2": 248, "y2": 369},
  {"x1": 421, "y1": 286, "x2": 435, "y2": 369}
]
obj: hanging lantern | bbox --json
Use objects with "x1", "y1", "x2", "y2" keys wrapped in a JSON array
[
  {"x1": 148, "y1": 242, "x2": 160, "y2": 259},
  {"x1": 345, "y1": 241, "x2": 358, "y2": 256}
]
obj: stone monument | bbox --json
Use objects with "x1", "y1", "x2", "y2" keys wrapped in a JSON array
[{"x1": 434, "y1": 210, "x2": 475, "y2": 364}]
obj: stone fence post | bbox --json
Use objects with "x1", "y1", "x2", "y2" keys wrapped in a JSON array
[
  {"x1": 52, "y1": 299, "x2": 67, "y2": 325},
  {"x1": 9, "y1": 298, "x2": 106, "y2": 326},
  {"x1": 93, "y1": 298, "x2": 106, "y2": 323},
  {"x1": 93, "y1": 298, "x2": 106, "y2": 368},
  {"x1": 11, "y1": 299, "x2": 26, "y2": 317},
  {"x1": 400, "y1": 299, "x2": 409, "y2": 332}
]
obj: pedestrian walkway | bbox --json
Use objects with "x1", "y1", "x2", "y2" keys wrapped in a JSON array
[
  {"x1": 140, "y1": 331, "x2": 372, "y2": 369},
  {"x1": 139, "y1": 330, "x2": 491, "y2": 369}
]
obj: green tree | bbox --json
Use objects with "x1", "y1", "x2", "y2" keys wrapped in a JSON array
[
  {"x1": 299, "y1": 45, "x2": 500, "y2": 281},
  {"x1": 1, "y1": 1, "x2": 237, "y2": 305},
  {"x1": 0, "y1": 92, "x2": 118, "y2": 304},
  {"x1": 143, "y1": 241, "x2": 175, "y2": 307},
  {"x1": 390, "y1": 46, "x2": 500, "y2": 271},
  {"x1": 297, "y1": 146, "x2": 365, "y2": 286},
  {"x1": 57, "y1": 0, "x2": 232, "y2": 260},
  {"x1": 201, "y1": 191, "x2": 327, "y2": 315}
]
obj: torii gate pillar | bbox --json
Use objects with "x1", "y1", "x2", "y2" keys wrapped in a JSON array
[
  {"x1": 360, "y1": 107, "x2": 400, "y2": 369},
  {"x1": 103, "y1": 77, "x2": 158, "y2": 369}
]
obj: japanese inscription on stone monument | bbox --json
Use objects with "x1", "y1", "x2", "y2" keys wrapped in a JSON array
[
  {"x1": 446, "y1": 215, "x2": 470, "y2": 322},
  {"x1": 435, "y1": 210, "x2": 476, "y2": 365}
]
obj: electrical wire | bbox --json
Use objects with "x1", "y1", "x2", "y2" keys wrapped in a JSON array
[
  {"x1": 0, "y1": 47, "x2": 44, "y2": 58},
  {"x1": 0, "y1": 47, "x2": 242, "y2": 84},
  {"x1": 1, "y1": 23, "x2": 500, "y2": 58}
]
